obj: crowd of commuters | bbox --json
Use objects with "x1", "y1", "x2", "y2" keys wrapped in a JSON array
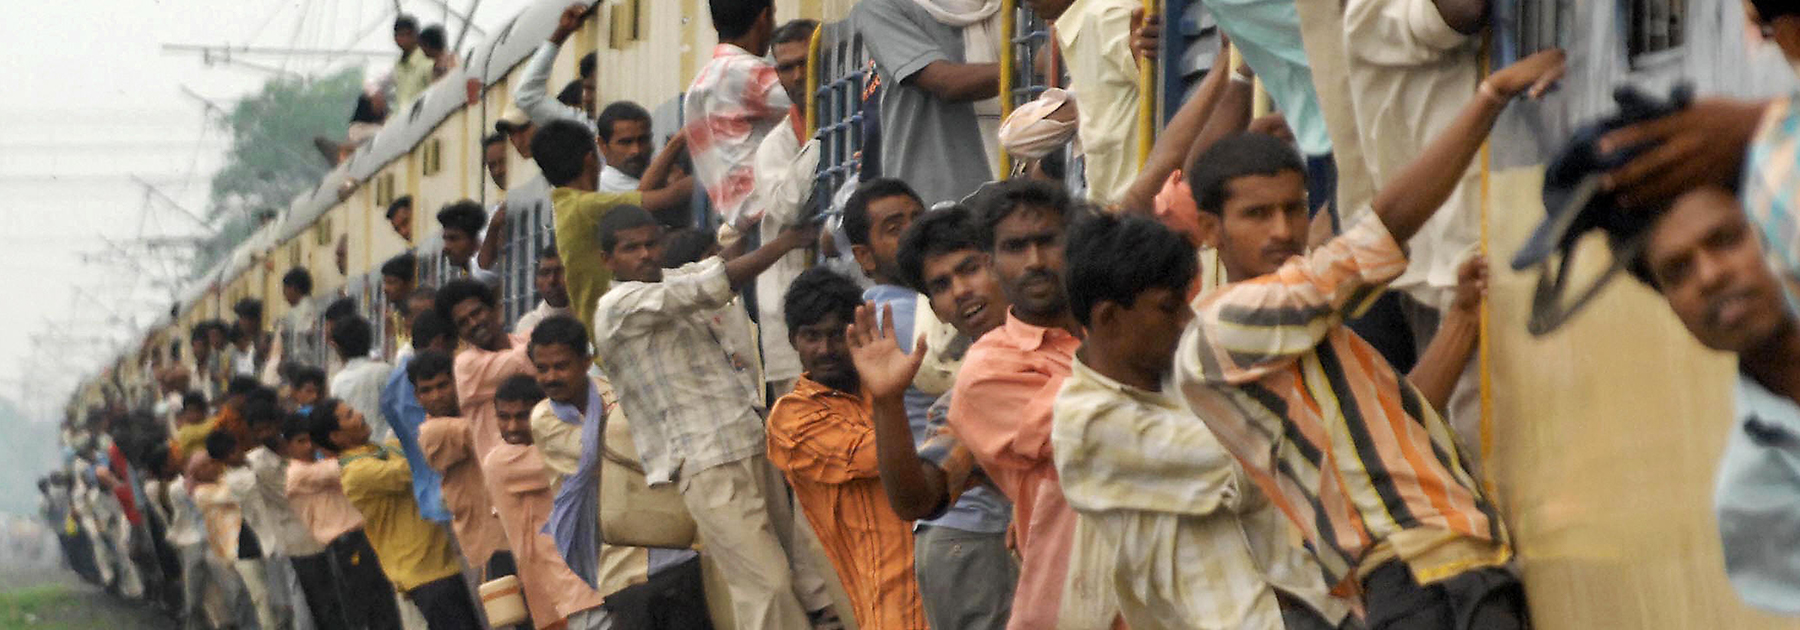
[{"x1": 48, "y1": 0, "x2": 1800, "y2": 628}]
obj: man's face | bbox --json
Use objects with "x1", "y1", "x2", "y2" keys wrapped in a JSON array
[
  {"x1": 1102, "y1": 287, "x2": 1194, "y2": 384},
  {"x1": 332, "y1": 403, "x2": 370, "y2": 448},
  {"x1": 395, "y1": 28, "x2": 418, "y2": 52},
  {"x1": 853, "y1": 195, "x2": 924, "y2": 285},
  {"x1": 450, "y1": 297, "x2": 504, "y2": 350},
  {"x1": 1210, "y1": 171, "x2": 1308, "y2": 281},
  {"x1": 603, "y1": 225, "x2": 665, "y2": 283},
  {"x1": 601, "y1": 119, "x2": 654, "y2": 180},
  {"x1": 382, "y1": 275, "x2": 412, "y2": 306},
  {"x1": 293, "y1": 383, "x2": 320, "y2": 408},
  {"x1": 793, "y1": 311, "x2": 857, "y2": 392},
  {"x1": 1644, "y1": 186, "x2": 1791, "y2": 353},
  {"x1": 178, "y1": 406, "x2": 205, "y2": 426},
  {"x1": 414, "y1": 372, "x2": 462, "y2": 418},
  {"x1": 773, "y1": 40, "x2": 810, "y2": 104},
  {"x1": 529, "y1": 343, "x2": 589, "y2": 405},
  {"x1": 443, "y1": 228, "x2": 478, "y2": 264},
  {"x1": 282, "y1": 285, "x2": 303, "y2": 306},
  {"x1": 207, "y1": 328, "x2": 227, "y2": 349},
  {"x1": 391, "y1": 206, "x2": 414, "y2": 241},
  {"x1": 536, "y1": 257, "x2": 569, "y2": 308},
  {"x1": 990, "y1": 206, "x2": 1070, "y2": 322},
  {"x1": 496, "y1": 400, "x2": 535, "y2": 446},
  {"x1": 407, "y1": 295, "x2": 437, "y2": 330},
  {"x1": 484, "y1": 142, "x2": 509, "y2": 190},
  {"x1": 283, "y1": 433, "x2": 315, "y2": 461},
  {"x1": 508, "y1": 125, "x2": 535, "y2": 159},
  {"x1": 921, "y1": 249, "x2": 1008, "y2": 338}
]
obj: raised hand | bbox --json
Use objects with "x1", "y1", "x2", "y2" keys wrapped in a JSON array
[
  {"x1": 846, "y1": 302, "x2": 926, "y2": 402},
  {"x1": 1485, "y1": 48, "x2": 1566, "y2": 100},
  {"x1": 1448, "y1": 254, "x2": 1489, "y2": 317},
  {"x1": 551, "y1": 4, "x2": 587, "y2": 44}
]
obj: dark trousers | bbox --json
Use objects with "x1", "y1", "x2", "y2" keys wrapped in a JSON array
[
  {"x1": 291, "y1": 552, "x2": 345, "y2": 629},
  {"x1": 602, "y1": 553, "x2": 714, "y2": 630},
  {"x1": 327, "y1": 529, "x2": 402, "y2": 629},
  {"x1": 1362, "y1": 561, "x2": 1529, "y2": 630},
  {"x1": 409, "y1": 574, "x2": 484, "y2": 630}
]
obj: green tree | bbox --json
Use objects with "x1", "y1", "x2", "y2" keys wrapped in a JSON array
[{"x1": 193, "y1": 67, "x2": 364, "y2": 274}]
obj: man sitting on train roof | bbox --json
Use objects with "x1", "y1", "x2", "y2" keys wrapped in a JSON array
[
  {"x1": 391, "y1": 15, "x2": 434, "y2": 111},
  {"x1": 1599, "y1": 184, "x2": 1800, "y2": 615}
]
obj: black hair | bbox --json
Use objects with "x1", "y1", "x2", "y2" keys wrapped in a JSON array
[
  {"x1": 323, "y1": 297, "x2": 357, "y2": 323},
  {"x1": 233, "y1": 298, "x2": 263, "y2": 322},
  {"x1": 1065, "y1": 213, "x2": 1197, "y2": 328},
  {"x1": 181, "y1": 391, "x2": 208, "y2": 412},
  {"x1": 281, "y1": 413, "x2": 311, "y2": 441},
  {"x1": 240, "y1": 387, "x2": 282, "y2": 428},
  {"x1": 579, "y1": 52, "x2": 597, "y2": 80},
  {"x1": 411, "y1": 310, "x2": 458, "y2": 350},
  {"x1": 771, "y1": 19, "x2": 819, "y2": 46},
  {"x1": 433, "y1": 278, "x2": 497, "y2": 323},
  {"x1": 352, "y1": 94, "x2": 385, "y2": 124},
  {"x1": 967, "y1": 179, "x2": 1078, "y2": 251},
  {"x1": 204, "y1": 430, "x2": 237, "y2": 461},
  {"x1": 783, "y1": 267, "x2": 864, "y2": 334},
  {"x1": 306, "y1": 399, "x2": 344, "y2": 452},
  {"x1": 386, "y1": 195, "x2": 414, "y2": 220},
  {"x1": 539, "y1": 242, "x2": 560, "y2": 261},
  {"x1": 495, "y1": 374, "x2": 544, "y2": 405},
  {"x1": 598, "y1": 205, "x2": 660, "y2": 254},
  {"x1": 1186, "y1": 132, "x2": 1307, "y2": 216},
  {"x1": 145, "y1": 445, "x2": 172, "y2": 476},
  {"x1": 896, "y1": 204, "x2": 983, "y2": 293},
  {"x1": 330, "y1": 316, "x2": 374, "y2": 360},
  {"x1": 394, "y1": 15, "x2": 418, "y2": 33},
  {"x1": 289, "y1": 366, "x2": 326, "y2": 392},
  {"x1": 530, "y1": 119, "x2": 598, "y2": 187},
  {"x1": 709, "y1": 0, "x2": 772, "y2": 40},
  {"x1": 436, "y1": 200, "x2": 487, "y2": 237},
  {"x1": 482, "y1": 132, "x2": 508, "y2": 149},
  {"x1": 381, "y1": 252, "x2": 417, "y2": 283},
  {"x1": 282, "y1": 268, "x2": 314, "y2": 294},
  {"x1": 407, "y1": 349, "x2": 456, "y2": 387},
  {"x1": 419, "y1": 24, "x2": 447, "y2": 52},
  {"x1": 842, "y1": 178, "x2": 923, "y2": 247},
  {"x1": 596, "y1": 101, "x2": 652, "y2": 143},
  {"x1": 1753, "y1": 0, "x2": 1800, "y2": 21},
  {"x1": 527, "y1": 315, "x2": 591, "y2": 358},
  {"x1": 661, "y1": 228, "x2": 716, "y2": 267},
  {"x1": 557, "y1": 80, "x2": 583, "y2": 107},
  {"x1": 226, "y1": 324, "x2": 248, "y2": 345},
  {"x1": 227, "y1": 375, "x2": 260, "y2": 398}
]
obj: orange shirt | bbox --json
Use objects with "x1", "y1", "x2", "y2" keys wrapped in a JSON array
[
  {"x1": 453, "y1": 336, "x2": 536, "y2": 464},
  {"x1": 766, "y1": 377, "x2": 926, "y2": 630},
  {"x1": 482, "y1": 443, "x2": 607, "y2": 629},
  {"x1": 284, "y1": 456, "x2": 365, "y2": 545},
  {"x1": 946, "y1": 313, "x2": 1082, "y2": 630},
  {"x1": 417, "y1": 415, "x2": 511, "y2": 569}
]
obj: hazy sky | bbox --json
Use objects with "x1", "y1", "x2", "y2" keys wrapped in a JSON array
[{"x1": 0, "y1": 0, "x2": 534, "y2": 422}]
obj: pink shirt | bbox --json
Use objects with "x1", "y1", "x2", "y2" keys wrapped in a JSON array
[
  {"x1": 283, "y1": 456, "x2": 366, "y2": 546},
  {"x1": 418, "y1": 415, "x2": 511, "y2": 569},
  {"x1": 453, "y1": 335, "x2": 536, "y2": 463},
  {"x1": 191, "y1": 482, "x2": 243, "y2": 562},
  {"x1": 482, "y1": 443, "x2": 607, "y2": 628},
  {"x1": 946, "y1": 313, "x2": 1083, "y2": 630},
  {"x1": 682, "y1": 44, "x2": 794, "y2": 230}
]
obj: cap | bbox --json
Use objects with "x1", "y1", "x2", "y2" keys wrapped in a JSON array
[
  {"x1": 1511, "y1": 84, "x2": 1693, "y2": 272},
  {"x1": 494, "y1": 106, "x2": 532, "y2": 134}
]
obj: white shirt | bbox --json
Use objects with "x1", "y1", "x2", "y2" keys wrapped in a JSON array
[
  {"x1": 751, "y1": 114, "x2": 815, "y2": 385},
  {"x1": 514, "y1": 42, "x2": 594, "y2": 132},
  {"x1": 165, "y1": 477, "x2": 207, "y2": 548},
  {"x1": 331, "y1": 356, "x2": 394, "y2": 443},
  {"x1": 1341, "y1": 0, "x2": 1480, "y2": 303},
  {"x1": 1055, "y1": 0, "x2": 1143, "y2": 207},
  {"x1": 593, "y1": 257, "x2": 768, "y2": 483},
  {"x1": 512, "y1": 301, "x2": 573, "y2": 338},
  {"x1": 225, "y1": 447, "x2": 327, "y2": 557},
  {"x1": 1052, "y1": 357, "x2": 1345, "y2": 629},
  {"x1": 599, "y1": 165, "x2": 641, "y2": 194}
]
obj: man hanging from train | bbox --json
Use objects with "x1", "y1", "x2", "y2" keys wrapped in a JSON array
[
  {"x1": 686, "y1": 0, "x2": 796, "y2": 233},
  {"x1": 530, "y1": 119, "x2": 643, "y2": 336},
  {"x1": 1171, "y1": 49, "x2": 1565, "y2": 627},
  {"x1": 435, "y1": 200, "x2": 502, "y2": 287}
]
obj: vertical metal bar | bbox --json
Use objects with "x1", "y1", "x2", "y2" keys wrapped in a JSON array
[
  {"x1": 998, "y1": 0, "x2": 1017, "y2": 176},
  {"x1": 1136, "y1": 0, "x2": 1159, "y2": 168}
]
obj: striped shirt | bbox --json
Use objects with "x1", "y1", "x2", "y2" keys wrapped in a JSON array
[
  {"x1": 594, "y1": 257, "x2": 768, "y2": 484},
  {"x1": 1741, "y1": 96, "x2": 1800, "y2": 316},
  {"x1": 683, "y1": 44, "x2": 794, "y2": 231},
  {"x1": 767, "y1": 377, "x2": 927, "y2": 630},
  {"x1": 1053, "y1": 357, "x2": 1344, "y2": 629},
  {"x1": 1172, "y1": 215, "x2": 1508, "y2": 593}
]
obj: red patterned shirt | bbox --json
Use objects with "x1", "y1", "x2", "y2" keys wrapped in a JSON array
[{"x1": 683, "y1": 44, "x2": 794, "y2": 230}]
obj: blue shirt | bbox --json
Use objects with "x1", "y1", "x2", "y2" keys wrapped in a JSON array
[
  {"x1": 1200, "y1": 0, "x2": 1332, "y2": 156},
  {"x1": 379, "y1": 357, "x2": 452, "y2": 523},
  {"x1": 863, "y1": 284, "x2": 1011, "y2": 534},
  {"x1": 1717, "y1": 374, "x2": 1800, "y2": 614}
]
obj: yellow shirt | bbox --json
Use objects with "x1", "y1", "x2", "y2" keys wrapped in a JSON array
[
  {"x1": 393, "y1": 48, "x2": 435, "y2": 110},
  {"x1": 174, "y1": 419, "x2": 218, "y2": 463},
  {"x1": 338, "y1": 442, "x2": 462, "y2": 591},
  {"x1": 550, "y1": 188, "x2": 643, "y2": 337}
]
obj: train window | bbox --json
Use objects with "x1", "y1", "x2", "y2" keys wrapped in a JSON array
[
  {"x1": 609, "y1": 0, "x2": 641, "y2": 49},
  {"x1": 1626, "y1": 0, "x2": 1684, "y2": 65},
  {"x1": 422, "y1": 139, "x2": 442, "y2": 176},
  {"x1": 375, "y1": 172, "x2": 396, "y2": 207},
  {"x1": 314, "y1": 218, "x2": 333, "y2": 247}
]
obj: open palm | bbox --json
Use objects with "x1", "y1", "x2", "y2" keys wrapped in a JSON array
[{"x1": 847, "y1": 303, "x2": 926, "y2": 401}]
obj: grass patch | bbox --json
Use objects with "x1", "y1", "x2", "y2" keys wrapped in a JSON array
[{"x1": 0, "y1": 585, "x2": 83, "y2": 629}]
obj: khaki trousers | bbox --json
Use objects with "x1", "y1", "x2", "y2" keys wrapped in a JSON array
[{"x1": 680, "y1": 454, "x2": 834, "y2": 630}]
